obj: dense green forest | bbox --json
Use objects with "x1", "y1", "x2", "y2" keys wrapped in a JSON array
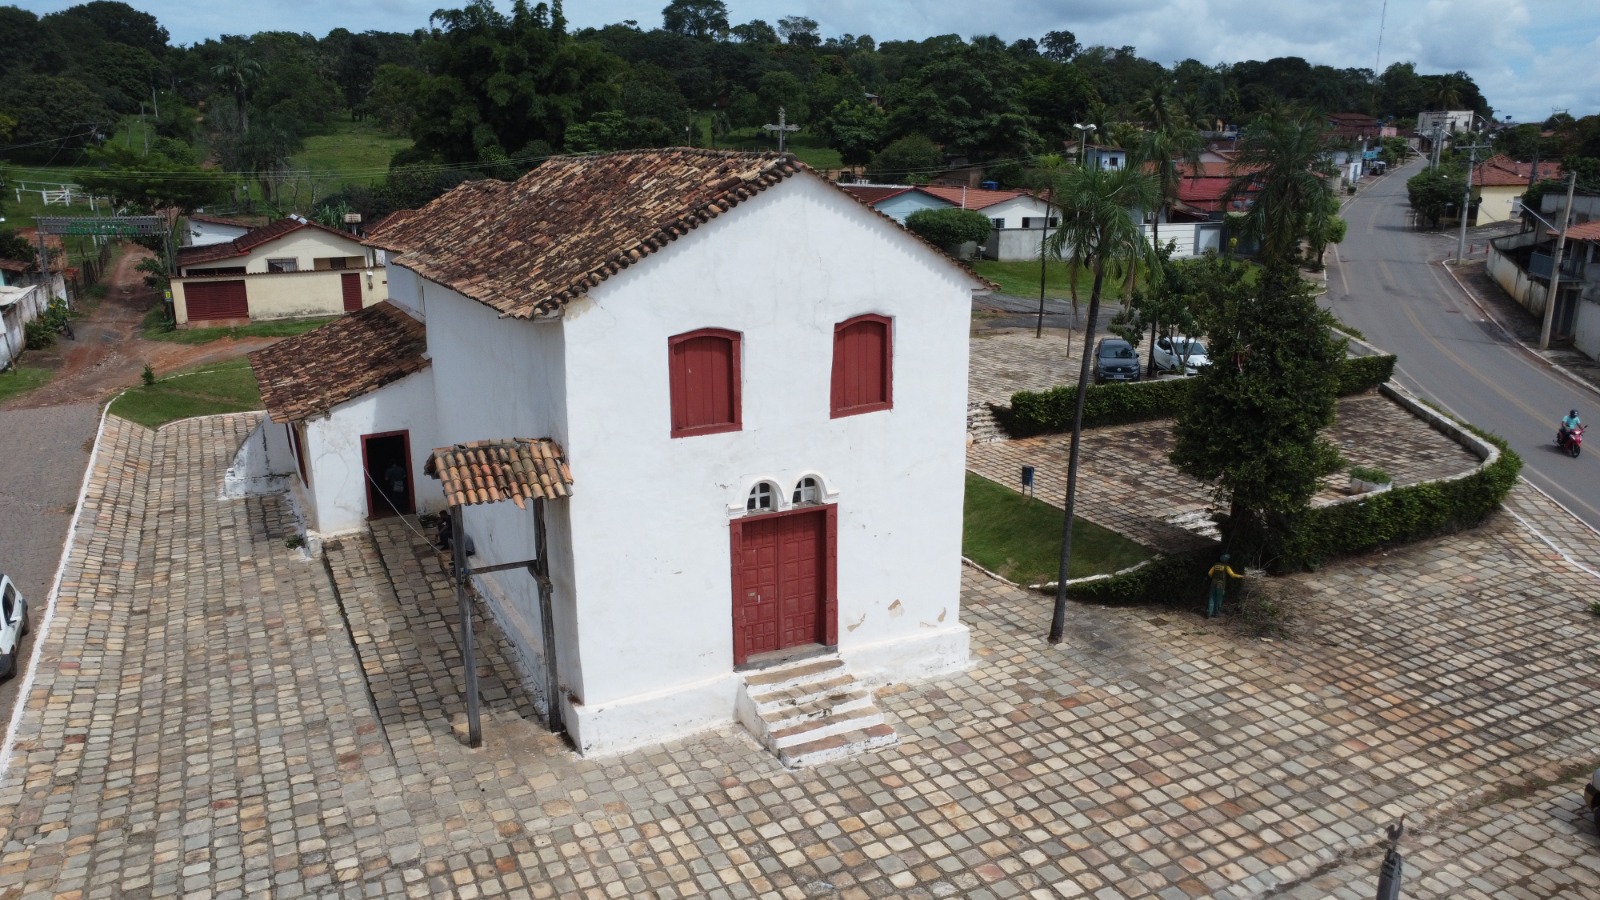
[{"x1": 2, "y1": 0, "x2": 1599, "y2": 224}]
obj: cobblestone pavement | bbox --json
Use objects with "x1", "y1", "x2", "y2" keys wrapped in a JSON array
[
  {"x1": 4, "y1": 411, "x2": 1600, "y2": 899},
  {"x1": 967, "y1": 392, "x2": 1484, "y2": 556}
]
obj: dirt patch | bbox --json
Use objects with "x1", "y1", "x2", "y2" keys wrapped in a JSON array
[{"x1": 2, "y1": 244, "x2": 284, "y2": 410}]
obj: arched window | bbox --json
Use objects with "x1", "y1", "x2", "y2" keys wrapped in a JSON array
[
  {"x1": 668, "y1": 328, "x2": 742, "y2": 437},
  {"x1": 831, "y1": 314, "x2": 893, "y2": 417},
  {"x1": 746, "y1": 482, "x2": 775, "y2": 512},
  {"x1": 792, "y1": 476, "x2": 821, "y2": 505}
]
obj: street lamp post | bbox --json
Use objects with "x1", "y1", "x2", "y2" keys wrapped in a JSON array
[
  {"x1": 1454, "y1": 140, "x2": 1490, "y2": 264},
  {"x1": 1073, "y1": 123, "x2": 1097, "y2": 167}
]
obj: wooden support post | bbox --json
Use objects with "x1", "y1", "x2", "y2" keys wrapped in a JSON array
[
  {"x1": 450, "y1": 505, "x2": 483, "y2": 748},
  {"x1": 533, "y1": 499, "x2": 564, "y2": 734}
]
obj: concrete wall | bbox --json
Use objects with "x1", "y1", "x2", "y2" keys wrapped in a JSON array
[
  {"x1": 301, "y1": 368, "x2": 440, "y2": 535},
  {"x1": 172, "y1": 267, "x2": 385, "y2": 324},
  {"x1": 0, "y1": 284, "x2": 47, "y2": 371},
  {"x1": 413, "y1": 277, "x2": 573, "y2": 725},
  {"x1": 982, "y1": 195, "x2": 1051, "y2": 229},
  {"x1": 223, "y1": 417, "x2": 297, "y2": 499},
  {"x1": 551, "y1": 175, "x2": 973, "y2": 754},
  {"x1": 1477, "y1": 186, "x2": 1522, "y2": 225},
  {"x1": 1486, "y1": 229, "x2": 1546, "y2": 315}
]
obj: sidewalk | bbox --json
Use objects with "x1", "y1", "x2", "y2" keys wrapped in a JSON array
[{"x1": 6, "y1": 410, "x2": 1600, "y2": 898}]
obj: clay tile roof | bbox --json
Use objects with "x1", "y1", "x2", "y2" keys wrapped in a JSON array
[
  {"x1": 248, "y1": 301, "x2": 429, "y2": 422},
  {"x1": 912, "y1": 185, "x2": 1029, "y2": 210},
  {"x1": 188, "y1": 212, "x2": 256, "y2": 228},
  {"x1": 1474, "y1": 155, "x2": 1564, "y2": 187},
  {"x1": 1558, "y1": 221, "x2": 1600, "y2": 242},
  {"x1": 0, "y1": 258, "x2": 27, "y2": 273},
  {"x1": 425, "y1": 438, "x2": 573, "y2": 508},
  {"x1": 178, "y1": 217, "x2": 361, "y2": 268},
  {"x1": 837, "y1": 184, "x2": 912, "y2": 204},
  {"x1": 364, "y1": 149, "x2": 810, "y2": 319}
]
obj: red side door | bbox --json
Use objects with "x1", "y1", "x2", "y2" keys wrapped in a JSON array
[
  {"x1": 732, "y1": 507, "x2": 834, "y2": 666},
  {"x1": 341, "y1": 272, "x2": 362, "y2": 312}
]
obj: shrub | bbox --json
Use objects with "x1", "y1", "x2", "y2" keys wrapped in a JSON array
[
  {"x1": 905, "y1": 207, "x2": 993, "y2": 248},
  {"x1": 1002, "y1": 353, "x2": 1397, "y2": 437},
  {"x1": 1064, "y1": 547, "x2": 1215, "y2": 611},
  {"x1": 1265, "y1": 427, "x2": 1521, "y2": 571},
  {"x1": 1348, "y1": 465, "x2": 1391, "y2": 484}
]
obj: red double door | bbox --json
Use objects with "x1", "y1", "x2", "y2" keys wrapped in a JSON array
[{"x1": 731, "y1": 507, "x2": 837, "y2": 666}]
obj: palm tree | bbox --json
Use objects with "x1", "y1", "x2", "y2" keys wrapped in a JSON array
[
  {"x1": 1225, "y1": 114, "x2": 1336, "y2": 265},
  {"x1": 1045, "y1": 162, "x2": 1162, "y2": 644},
  {"x1": 213, "y1": 51, "x2": 264, "y2": 133},
  {"x1": 1028, "y1": 153, "x2": 1070, "y2": 337}
]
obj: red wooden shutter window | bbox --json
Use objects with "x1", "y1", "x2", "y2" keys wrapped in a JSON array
[
  {"x1": 669, "y1": 328, "x2": 742, "y2": 437},
  {"x1": 830, "y1": 314, "x2": 892, "y2": 417}
]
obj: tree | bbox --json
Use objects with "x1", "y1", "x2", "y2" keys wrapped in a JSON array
[
  {"x1": 777, "y1": 16, "x2": 820, "y2": 48},
  {"x1": 1132, "y1": 80, "x2": 1204, "y2": 249},
  {"x1": 817, "y1": 100, "x2": 888, "y2": 166},
  {"x1": 1405, "y1": 166, "x2": 1460, "y2": 229},
  {"x1": 1226, "y1": 114, "x2": 1337, "y2": 264},
  {"x1": 661, "y1": 0, "x2": 728, "y2": 40},
  {"x1": 1044, "y1": 162, "x2": 1162, "y2": 644},
  {"x1": 904, "y1": 207, "x2": 992, "y2": 248},
  {"x1": 211, "y1": 49, "x2": 263, "y2": 132},
  {"x1": 1040, "y1": 30, "x2": 1079, "y2": 62},
  {"x1": 1170, "y1": 262, "x2": 1345, "y2": 567},
  {"x1": 866, "y1": 134, "x2": 942, "y2": 182},
  {"x1": 730, "y1": 19, "x2": 778, "y2": 44},
  {"x1": 76, "y1": 142, "x2": 226, "y2": 211},
  {"x1": 0, "y1": 74, "x2": 113, "y2": 163}
]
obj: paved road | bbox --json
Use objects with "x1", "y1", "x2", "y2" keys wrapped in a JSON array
[
  {"x1": 1327, "y1": 159, "x2": 1600, "y2": 528},
  {"x1": 0, "y1": 403, "x2": 99, "y2": 724}
]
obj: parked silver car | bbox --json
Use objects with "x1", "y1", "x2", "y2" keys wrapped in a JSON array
[
  {"x1": 0, "y1": 574, "x2": 28, "y2": 680},
  {"x1": 1152, "y1": 336, "x2": 1211, "y2": 376}
]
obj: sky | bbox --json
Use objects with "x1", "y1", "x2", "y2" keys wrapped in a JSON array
[{"x1": 14, "y1": 0, "x2": 1600, "y2": 124}]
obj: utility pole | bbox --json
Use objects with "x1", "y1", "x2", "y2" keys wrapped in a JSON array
[
  {"x1": 1455, "y1": 141, "x2": 1489, "y2": 264},
  {"x1": 1538, "y1": 172, "x2": 1579, "y2": 349}
]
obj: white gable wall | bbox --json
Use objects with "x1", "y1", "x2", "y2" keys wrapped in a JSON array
[
  {"x1": 981, "y1": 194, "x2": 1052, "y2": 229},
  {"x1": 238, "y1": 229, "x2": 370, "y2": 274},
  {"x1": 416, "y1": 279, "x2": 580, "y2": 712},
  {"x1": 301, "y1": 368, "x2": 440, "y2": 535},
  {"x1": 554, "y1": 175, "x2": 971, "y2": 754}
]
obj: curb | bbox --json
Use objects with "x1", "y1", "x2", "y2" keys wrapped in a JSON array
[{"x1": 0, "y1": 387, "x2": 127, "y2": 784}]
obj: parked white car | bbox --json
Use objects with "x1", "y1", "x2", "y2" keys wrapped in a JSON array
[
  {"x1": 0, "y1": 574, "x2": 29, "y2": 680},
  {"x1": 1153, "y1": 336, "x2": 1211, "y2": 375}
]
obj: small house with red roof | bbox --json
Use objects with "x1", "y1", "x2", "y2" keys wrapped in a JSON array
[
  {"x1": 839, "y1": 183, "x2": 1057, "y2": 260},
  {"x1": 1470, "y1": 156, "x2": 1563, "y2": 225},
  {"x1": 246, "y1": 150, "x2": 981, "y2": 762},
  {"x1": 172, "y1": 217, "x2": 384, "y2": 325}
]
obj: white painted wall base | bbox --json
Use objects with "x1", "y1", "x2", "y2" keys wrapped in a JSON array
[
  {"x1": 840, "y1": 622, "x2": 972, "y2": 686},
  {"x1": 221, "y1": 418, "x2": 296, "y2": 499},
  {"x1": 560, "y1": 671, "x2": 740, "y2": 758}
]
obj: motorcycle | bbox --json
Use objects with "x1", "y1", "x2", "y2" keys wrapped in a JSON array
[{"x1": 1558, "y1": 424, "x2": 1584, "y2": 458}]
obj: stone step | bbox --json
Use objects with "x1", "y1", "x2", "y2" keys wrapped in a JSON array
[
  {"x1": 757, "y1": 687, "x2": 875, "y2": 734},
  {"x1": 769, "y1": 703, "x2": 885, "y2": 748},
  {"x1": 746, "y1": 672, "x2": 857, "y2": 709},
  {"x1": 741, "y1": 656, "x2": 843, "y2": 688},
  {"x1": 777, "y1": 722, "x2": 899, "y2": 769}
]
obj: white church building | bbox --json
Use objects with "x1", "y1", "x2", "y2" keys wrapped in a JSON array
[{"x1": 247, "y1": 149, "x2": 982, "y2": 762}]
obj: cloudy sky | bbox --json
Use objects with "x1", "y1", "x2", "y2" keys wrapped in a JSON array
[{"x1": 15, "y1": 0, "x2": 1600, "y2": 123}]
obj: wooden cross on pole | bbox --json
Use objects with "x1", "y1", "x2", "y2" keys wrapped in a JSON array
[{"x1": 762, "y1": 106, "x2": 801, "y2": 153}]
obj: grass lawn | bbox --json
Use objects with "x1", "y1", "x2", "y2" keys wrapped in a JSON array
[
  {"x1": 963, "y1": 472, "x2": 1152, "y2": 585},
  {"x1": 0, "y1": 366, "x2": 52, "y2": 403},
  {"x1": 141, "y1": 306, "x2": 336, "y2": 344},
  {"x1": 289, "y1": 119, "x2": 414, "y2": 193},
  {"x1": 109, "y1": 357, "x2": 262, "y2": 429},
  {"x1": 971, "y1": 259, "x2": 1104, "y2": 300}
]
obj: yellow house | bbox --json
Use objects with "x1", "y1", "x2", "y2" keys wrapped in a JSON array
[
  {"x1": 1472, "y1": 156, "x2": 1564, "y2": 225},
  {"x1": 171, "y1": 217, "x2": 386, "y2": 326}
]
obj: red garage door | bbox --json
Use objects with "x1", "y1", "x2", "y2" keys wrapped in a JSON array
[{"x1": 185, "y1": 280, "x2": 248, "y2": 321}]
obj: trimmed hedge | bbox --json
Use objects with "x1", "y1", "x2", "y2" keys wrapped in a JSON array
[
  {"x1": 1001, "y1": 353, "x2": 1398, "y2": 437},
  {"x1": 1062, "y1": 547, "x2": 1215, "y2": 611},
  {"x1": 1267, "y1": 426, "x2": 1521, "y2": 571}
]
